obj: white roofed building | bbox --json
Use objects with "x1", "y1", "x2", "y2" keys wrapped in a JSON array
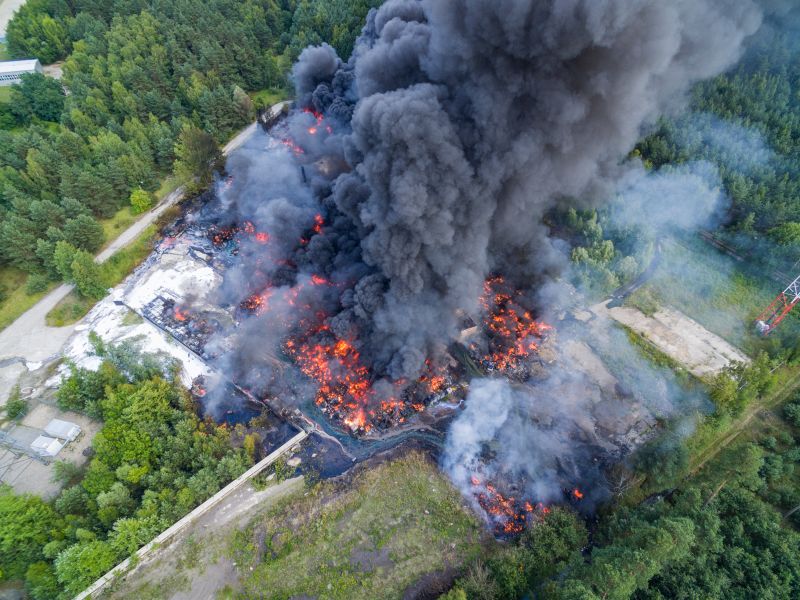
[
  {"x1": 0, "y1": 59, "x2": 43, "y2": 86},
  {"x1": 44, "y1": 419, "x2": 81, "y2": 442},
  {"x1": 30, "y1": 435, "x2": 64, "y2": 458}
]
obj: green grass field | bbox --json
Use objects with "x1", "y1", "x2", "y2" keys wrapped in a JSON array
[
  {"x1": 249, "y1": 88, "x2": 285, "y2": 110},
  {"x1": 0, "y1": 267, "x2": 57, "y2": 330},
  {"x1": 0, "y1": 42, "x2": 10, "y2": 60},
  {"x1": 154, "y1": 175, "x2": 181, "y2": 201},
  {"x1": 231, "y1": 452, "x2": 483, "y2": 600},
  {"x1": 98, "y1": 207, "x2": 137, "y2": 249}
]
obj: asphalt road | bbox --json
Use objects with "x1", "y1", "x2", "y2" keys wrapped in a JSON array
[
  {"x1": 0, "y1": 0, "x2": 25, "y2": 39},
  {"x1": 0, "y1": 117, "x2": 270, "y2": 397}
]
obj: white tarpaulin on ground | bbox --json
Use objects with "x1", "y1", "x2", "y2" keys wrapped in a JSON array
[
  {"x1": 30, "y1": 436, "x2": 64, "y2": 457},
  {"x1": 44, "y1": 419, "x2": 81, "y2": 441}
]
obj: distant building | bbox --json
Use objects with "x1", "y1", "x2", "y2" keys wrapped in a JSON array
[{"x1": 0, "y1": 58, "x2": 43, "y2": 86}]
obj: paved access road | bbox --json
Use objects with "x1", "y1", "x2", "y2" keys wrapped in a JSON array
[
  {"x1": 0, "y1": 0, "x2": 26, "y2": 40},
  {"x1": 0, "y1": 183, "x2": 187, "y2": 368}
]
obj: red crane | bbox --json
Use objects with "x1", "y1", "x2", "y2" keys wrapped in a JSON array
[{"x1": 756, "y1": 273, "x2": 800, "y2": 334}]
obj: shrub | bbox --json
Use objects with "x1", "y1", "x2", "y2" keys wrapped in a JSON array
[
  {"x1": 130, "y1": 188, "x2": 153, "y2": 214},
  {"x1": 25, "y1": 273, "x2": 50, "y2": 295},
  {"x1": 784, "y1": 402, "x2": 800, "y2": 428},
  {"x1": 6, "y1": 386, "x2": 28, "y2": 419}
]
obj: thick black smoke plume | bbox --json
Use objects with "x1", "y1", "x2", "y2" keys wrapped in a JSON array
[
  {"x1": 289, "y1": 0, "x2": 762, "y2": 381},
  {"x1": 200, "y1": 0, "x2": 779, "y2": 517}
]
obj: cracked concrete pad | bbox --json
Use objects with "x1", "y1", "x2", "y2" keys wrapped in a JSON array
[{"x1": 592, "y1": 301, "x2": 749, "y2": 378}]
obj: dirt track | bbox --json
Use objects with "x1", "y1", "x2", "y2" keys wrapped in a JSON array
[{"x1": 107, "y1": 477, "x2": 305, "y2": 600}]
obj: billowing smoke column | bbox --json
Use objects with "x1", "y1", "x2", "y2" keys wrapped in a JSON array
[
  {"x1": 207, "y1": 0, "x2": 769, "y2": 526},
  {"x1": 291, "y1": 0, "x2": 762, "y2": 381}
]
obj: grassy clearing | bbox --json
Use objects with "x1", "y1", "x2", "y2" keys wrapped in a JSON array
[
  {"x1": 46, "y1": 225, "x2": 158, "y2": 326},
  {"x1": 101, "y1": 224, "x2": 158, "y2": 282},
  {"x1": 249, "y1": 88, "x2": 285, "y2": 110},
  {"x1": 98, "y1": 207, "x2": 137, "y2": 250},
  {"x1": 624, "y1": 235, "x2": 791, "y2": 355},
  {"x1": 232, "y1": 452, "x2": 483, "y2": 600},
  {"x1": 0, "y1": 42, "x2": 9, "y2": 60},
  {"x1": 154, "y1": 175, "x2": 181, "y2": 201},
  {"x1": 0, "y1": 267, "x2": 57, "y2": 330},
  {"x1": 45, "y1": 292, "x2": 94, "y2": 327},
  {"x1": 0, "y1": 87, "x2": 11, "y2": 103},
  {"x1": 98, "y1": 175, "x2": 178, "y2": 249}
]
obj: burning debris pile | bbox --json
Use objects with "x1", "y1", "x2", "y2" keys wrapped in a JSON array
[
  {"x1": 469, "y1": 276, "x2": 553, "y2": 380},
  {"x1": 471, "y1": 475, "x2": 549, "y2": 536},
  {"x1": 208, "y1": 221, "x2": 270, "y2": 251},
  {"x1": 284, "y1": 319, "x2": 458, "y2": 433},
  {"x1": 141, "y1": 295, "x2": 220, "y2": 359},
  {"x1": 133, "y1": 0, "x2": 767, "y2": 534}
]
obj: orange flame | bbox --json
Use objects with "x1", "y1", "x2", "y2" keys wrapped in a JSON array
[
  {"x1": 240, "y1": 289, "x2": 273, "y2": 315},
  {"x1": 572, "y1": 489, "x2": 584, "y2": 500},
  {"x1": 469, "y1": 475, "x2": 546, "y2": 535},
  {"x1": 480, "y1": 276, "x2": 552, "y2": 371}
]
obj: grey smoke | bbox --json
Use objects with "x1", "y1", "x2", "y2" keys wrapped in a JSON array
[
  {"x1": 665, "y1": 114, "x2": 775, "y2": 176},
  {"x1": 444, "y1": 309, "x2": 712, "y2": 510},
  {"x1": 205, "y1": 0, "x2": 774, "y2": 507},
  {"x1": 292, "y1": 0, "x2": 762, "y2": 380},
  {"x1": 609, "y1": 161, "x2": 728, "y2": 237}
]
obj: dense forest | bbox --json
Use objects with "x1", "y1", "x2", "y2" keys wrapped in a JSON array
[
  {"x1": 0, "y1": 0, "x2": 379, "y2": 294},
  {"x1": 637, "y1": 23, "x2": 800, "y2": 251},
  {"x1": 1, "y1": 341, "x2": 258, "y2": 597}
]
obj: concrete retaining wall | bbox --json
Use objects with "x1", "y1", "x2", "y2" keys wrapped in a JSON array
[{"x1": 74, "y1": 429, "x2": 308, "y2": 599}]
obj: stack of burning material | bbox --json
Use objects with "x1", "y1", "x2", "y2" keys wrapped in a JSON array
[
  {"x1": 469, "y1": 475, "x2": 550, "y2": 537},
  {"x1": 142, "y1": 294, "x2": 219, "y2": 358},
  {"x1": 207, "y1": 223, "x2": 241, "y2": 255},
  {"x1": 465, "y1": 276, "x2": 554, "y2": 381},
  {"x1": 469, "y1": 474, "x2": 588, "y2": 537},
  {"x1": 203, "y1": 220, "x2": 271, "y2": 271},
  {"x1": 281, "y1": 321, "x2": 461, "y2": 436}
]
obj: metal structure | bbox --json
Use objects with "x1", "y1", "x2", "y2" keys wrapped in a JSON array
[{"x1": 756, "y1": 273, "x2": 800, "y2": 334}]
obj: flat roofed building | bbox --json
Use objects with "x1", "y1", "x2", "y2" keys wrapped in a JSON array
[
  {"x1": 44, "y1": 419, "x2": 81, "y2": 442},
  {"x1": 0, "y1": 59, "x2": 43, "y2": 86},
  {"x1": 30, "y1": 435, "x2": 64, "y2": 458}
]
